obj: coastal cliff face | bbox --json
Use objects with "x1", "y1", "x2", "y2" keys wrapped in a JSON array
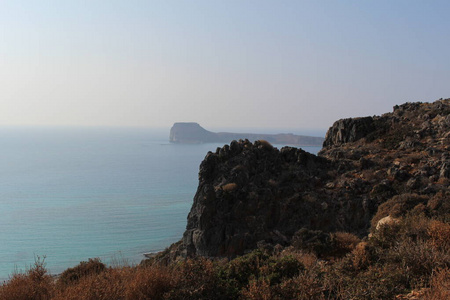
[
  {"x1": 164, "y1": 99, "x2": 449, "y2": 260},
  {"x1": 169, "y1": 122, "x2": 324, "y2": 146}
]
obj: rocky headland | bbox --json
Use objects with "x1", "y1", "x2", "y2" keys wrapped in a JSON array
[
  {"x1": 169, "y1": 122, "x2": 324, "y2": 146},
  {"x1": 158, "y1": 99, "x2": 450, "y2": 261},
  {"x1": 3, "y1": 99, "x2": 449, "y2": 299}
]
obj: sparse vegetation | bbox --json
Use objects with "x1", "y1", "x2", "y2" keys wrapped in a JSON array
[{"x1": 1, "y1": 213, "x2": 448, "y2": 299}]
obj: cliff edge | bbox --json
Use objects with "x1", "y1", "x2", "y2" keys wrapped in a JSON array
[{"x1": 158, "y1": 99, "x2": 449, "y2": 262}]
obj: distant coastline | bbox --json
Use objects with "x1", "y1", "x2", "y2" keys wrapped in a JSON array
[{"x1": 169, "y1": 122, "x2": 325, "y2": 146}]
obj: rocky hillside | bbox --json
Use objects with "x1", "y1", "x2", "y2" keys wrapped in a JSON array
[{"x1": 161, "y1": 99, "x2": 449, "y2": 261}]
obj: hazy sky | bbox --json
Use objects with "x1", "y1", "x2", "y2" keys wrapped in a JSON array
[{"x1": 1, "y1": 1, "x2": 449, "y2": 131}]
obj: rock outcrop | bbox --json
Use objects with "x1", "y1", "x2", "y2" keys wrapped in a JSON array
[
  {"x1": 323, "y1": 117, "x2": 376, "y2": 147},
  {"x1": 169, "y1": 122, "x2": 324, "y2": 146},
  {"x1": 158, "y1": 99, "x2": 450, "y2": 262}
]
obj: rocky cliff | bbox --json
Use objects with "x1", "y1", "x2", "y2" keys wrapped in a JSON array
[
  {"x1": 159, "y1": 99, "x2": 449, "y2": 261},
  {"x1": 169, "y1": 122, "x2": 324, "y2": 146}
]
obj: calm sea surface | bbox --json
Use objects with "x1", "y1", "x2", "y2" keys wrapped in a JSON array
[{"x1": 0, "y1": 127, "x2": 321, "y2": 281}]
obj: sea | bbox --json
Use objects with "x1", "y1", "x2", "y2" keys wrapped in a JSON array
[{"x1": 0, "y1": 127, "x2": 322, "y2": 281}]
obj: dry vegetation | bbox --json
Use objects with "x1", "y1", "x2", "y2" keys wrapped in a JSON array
[{"x1": 1, "y1": 213, "x2": 448, "y2": 300}]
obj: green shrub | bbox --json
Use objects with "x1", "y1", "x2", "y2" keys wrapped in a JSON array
[
  {"x1": 166, "y1": 257, "x2": 231, "y2": 300},
  {"x1": 220, "y1": 249, "x2": 270, "y2": 288}
]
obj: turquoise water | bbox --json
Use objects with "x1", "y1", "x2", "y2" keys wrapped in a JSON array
[{"x1": 0, "y1": 127, "x2": 321, "y2": 281}]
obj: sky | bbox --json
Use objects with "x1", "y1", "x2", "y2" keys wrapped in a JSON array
[{"x1": 1, "y1": 0, "x2": 449, "y2": 133}]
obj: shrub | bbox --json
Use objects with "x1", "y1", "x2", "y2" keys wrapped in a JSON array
[
  {"x1": 424, "y1": 267, "x2": 450, "y2": 300},
  {"x1": 387, "y1": 237, "x2": 448, "y2": 281},
  {"x1": 0, "y1": 256, "x2": 54, "y2": 300},
  {"x1": 328, "y1": 264, "x2": 409, "y2": 300},
  {"x1": 264, "y1": 255, "x2": 304, "y2": 285},
  {"x1": 292, "y1": 228, "x2": 332, "y2": 257},
  {"x1": 330, "y1": 232, "x2": 360, "y2": 257},
  {"x1": 53, "y1": 267, "x2": 129, "y2": 300},
  {"x1": 220, "y1": 249, "x2": 270, "y2": 289},
  {"x1": 351, "y1": 242, "x2": 372, "y2": 270},
  {"x1": 278, "y1": 269, "x2": 326, "y2": 300},
  {"x1": 58, "y1": 258, "x2": 106, "y2": 286},
  {"x1": 219, "y1": 249, "x2": 304, "y2": 297},
  {"x1": 124, "y1": 265, "x2": 173, "y2": 300},
  {"x1": 240, "y1": 278, "x2": 272, "y2": 300},
  {"x1": 427, "y1": 191, "x2": 450, "y2": 219},
  {"x1": 428, "y1": 220, "x2": 450, "y2": 252},
  {"x1": 371, "y1": 193, "x2": 428, "y2": 230},
  {"x1": 166, "y1": 257, "x2": 230, "y2": 300}
]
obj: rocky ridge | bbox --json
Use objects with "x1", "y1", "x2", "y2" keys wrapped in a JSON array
[{"x1": 157, "y1": 99, "x2": 450, "y2": 262}]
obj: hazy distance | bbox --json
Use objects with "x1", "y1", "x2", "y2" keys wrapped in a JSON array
[{"x1": 1, "y1": 1, "x2": 449, "y2": 132}]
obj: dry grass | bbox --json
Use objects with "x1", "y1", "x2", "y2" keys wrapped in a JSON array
[
  {"x1": 424, "y1": 267, "x2": 450, "y2": 300},
  {"x1": 1, "y1": 215, "x2": 448, "y2": 300},
  {"x1": 428, "y1": 220, "x2": 450, "y2": 252}
]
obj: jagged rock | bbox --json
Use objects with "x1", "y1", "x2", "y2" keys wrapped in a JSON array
[
  {"x1": 322, "y1": 117, "x2": 375, "y2": 147},
  {"x1": 157, "y1": 98, "x2": 450, "y2": 262}
]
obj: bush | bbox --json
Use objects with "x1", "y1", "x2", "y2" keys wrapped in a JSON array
[
  {"x1": 292, "y1": 228, "x2": 332, "y2": 257},
  {"x1": 330, "y1": 232, "x2": 360, "y2": 257},
  {"x1": 53, "y1": 268, "x2": 128, "y2": 300},
  {"x1": 351, "y1": 242, "x2": 372, "y2": 270},
  {"x1": 371, "y1": 193, "x2": 429, "y2": 230},
  {"x1": 220, "y1": 249, "x2": 270, "y2": 289},
  {"x1": 0, "y1": 256, "x2": 54, "y2": 300},
  {"x1": 325, "y1": 263, "x2": 409, "y2": 300},
  {"x1": 166, "y1": 257, "x2": 230, "y2": 300},
  {"x1": 387, "y1": 237, "x2": 449, "y2": 282},
  {"x1": 240, "y1": 278, "x2": 272, "y2": 300},
  {"x1": 57, "y1": 258, "x2": 106, "y2": 286},
  {"x1": 124, "y1": 265, "x2": 173, "y2": 300},
  {"x1": 278, "y1": 269, "x2": 326, "y2": 300},
  {"x1": 428, "y1": 220, "x2": 450, "y2": 252},
  {"x1": 424, "y1": 267, "x2": 450, "y2": 300},
  {"x1": 219, "y1": 249, "x2": 304, "y2": 298}
]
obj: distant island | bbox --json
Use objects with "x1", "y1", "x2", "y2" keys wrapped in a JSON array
[{"x1": 169, "y1": 122, "x2": 325, "y2": 146}]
